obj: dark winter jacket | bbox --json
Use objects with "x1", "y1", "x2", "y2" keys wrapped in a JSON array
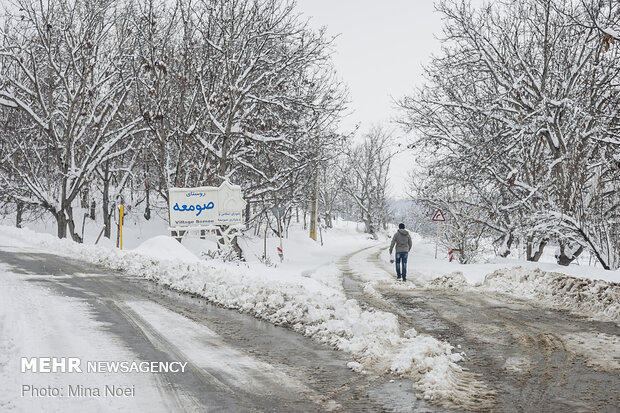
[{"x1": 390, "y1": 229, "x2": 412, "y2": 254}]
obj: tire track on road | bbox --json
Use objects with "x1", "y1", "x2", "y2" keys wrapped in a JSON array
[
  {"x1": 3, "y1": 247, "x2": 429, "y2": 412},
  {"x1": 344, "y1": 245, "x2": 620, "y2": 412},
  {"x1": 338, "y1": 245, "x2": 496, "y2": 412}
]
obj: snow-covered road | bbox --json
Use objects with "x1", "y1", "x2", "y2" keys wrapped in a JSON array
[
  {"x1": 342, "y1": 245, "x2": 620, "y2": 412},
  {"x1": 0, "y1": 244, "x2": 444, "y2": 412},
  {"x1": 3, "y1": 232, "x2": 619, "y2": 412}
]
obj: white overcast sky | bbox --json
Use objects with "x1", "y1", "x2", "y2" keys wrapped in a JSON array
[{"x1": 294, "y1": 0, "x2": 445, "y2": 198}]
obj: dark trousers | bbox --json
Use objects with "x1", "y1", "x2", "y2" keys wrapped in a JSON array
[{"x1": 395, "y1": 252, "x2": 408, "y2": 278}]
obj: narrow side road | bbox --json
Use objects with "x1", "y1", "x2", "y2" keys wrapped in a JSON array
[{"x1": 340, "y1": 245, "x2": 620, "y2": 412}]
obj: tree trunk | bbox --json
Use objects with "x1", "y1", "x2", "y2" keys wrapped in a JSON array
[
  {"x1": 324, "y1": 212, "x2": 332, "y2": 228},
  {"x1": 216, "y1": 225, "x2": 244, "y2": 260},
  {"x1": 309, "y1": 171, "x2": 318, "y2": 240},
  {"x1": 231, "y1": 235, "x2": 244, "y2": 260},
  {"x1": 577, "y1": 227, "x2": 612, "y2": 270},
  {"x1": 498, "y1": 232, "x2": 514, "y2": 258},
  {"x1": 116, "y1": 214, "x2": 120, "y2": 248},
  {"x1": 556, "y1": 241, "x2": 584, "y2": 266},
  {"x1": 364, "y1": 197, "x2": 372, "y2": 233},
  {"x1": 303, "y1": 207, "x2": 307, "y2": 230},
  {"x1": 364, "y1": 215, "x2": 372, "y2": 234},
  {"x1": 16, "y1": 202, "x2": 23, "y2": 228},
  {"x1": 103, "y1": 162, "x2": 111, "y2": 238},
  {"x1": 458, "y1": 238, "x2": 468, "y2": 264},
  {"x1": 81, "y1": 187, "x2": 89, "y2": 209},
  {"x1": 286, "y1": 213, "x2": 292, "y2": 238},
  {"x1": 144, "y1": 181, "x2": 151, "y2": 220},
  {"x1": 90, "y1": 200, "x2": 96, "y2": 220},
  {"x1": 56, "y1": 211, "x2": 67, "y2": 239},
  {"x1": 526, "y1": 235, "x2": 548, "y2": 262},
  {"x1": 66, "y1": 204, "x2": 83, "y2": 243}
]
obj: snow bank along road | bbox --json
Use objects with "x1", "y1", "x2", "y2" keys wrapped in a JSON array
[
  {"x1": 341, "y1": 245, "x2": 620, "y2": 412},
  {"x1": 1, "y1": 244, "x2": 455, "y2": 413}
]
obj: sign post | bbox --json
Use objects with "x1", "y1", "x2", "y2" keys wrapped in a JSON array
[
  {"x1": 431, "y1": 208, "x2": 446, "y2": 259},
  {"x1": 271, "y1": 206, "x2": 286, "y2": 263}
]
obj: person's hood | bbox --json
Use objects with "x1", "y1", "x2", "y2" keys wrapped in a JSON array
[{"x1": 397, "y1": 228, "x2": 408, "y2": 235}]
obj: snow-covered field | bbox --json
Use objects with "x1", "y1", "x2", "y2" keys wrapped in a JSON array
[{"x1": 1, "y1": 214, "x2": 618, "y2": 405}]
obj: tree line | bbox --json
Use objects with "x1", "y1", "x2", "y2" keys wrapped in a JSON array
[
  {"x1": 0, "y1": 0, "x2": 393, "y2": 242},
  {"x1": 398, "y1": 0, "x2": 620, "y2": 269}
]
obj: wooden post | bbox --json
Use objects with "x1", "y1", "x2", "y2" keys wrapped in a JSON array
[{"x1": 95, "y1": 225, "x2": 106, "y2": 245}]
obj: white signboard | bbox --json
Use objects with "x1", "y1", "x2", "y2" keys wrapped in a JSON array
[{"x1": 168, "y1": 182, "x2": 246, "y2": 228}]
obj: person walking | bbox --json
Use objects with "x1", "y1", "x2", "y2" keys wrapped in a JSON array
[{"x1": 389, "y1": 223, "x2": 412, "y2": 281}]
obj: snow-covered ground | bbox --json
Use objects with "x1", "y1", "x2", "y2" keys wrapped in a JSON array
[
  {"x1": 378, "y1": 234, "x2": 620, "y2": 322},
  {"x1": 402, "y1": 232, "x2": 619, "y2": 285},
  {"x1": 0, "y1": 248, "x2": 169, "y2": 412},
  {"x1": 1, "y1": 214, "x2": 618, "y2": 406},
  {"x1": 0, "y1": 220, "x2": 469, "y2": 402}
]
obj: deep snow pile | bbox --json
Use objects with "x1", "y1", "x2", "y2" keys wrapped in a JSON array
[
  {"x1": 0, "y1": 225, "x2": 466, "y2": 402},
  {"x1": 131, "y1": 235, "x2": 201, "y2": 263},
  {"x1": 481, "y1": 266, "x2": 620, "y2": 322}
]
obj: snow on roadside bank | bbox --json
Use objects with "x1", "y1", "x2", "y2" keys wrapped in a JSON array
[
  {"x1": 377, "y1": 237, "x2": 620, "y2": 324},
  {"x1": 386, "y1": 268, "x2": 618, "y2": 327},
  {"x1": 482, "y1": 267, "x2": 620, "y2": 322},
  {"x1": 0, "y1": 226, "x2": 468, "y2": 404},
  {"x1": 416, "y1": 267, "x2": 620, "y2": 323}
]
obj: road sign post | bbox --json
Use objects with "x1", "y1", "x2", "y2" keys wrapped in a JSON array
[
  {"x1": 167, "y1": 182, "x2": 247, "y2": 247},
  {"x1": 432, "y1": 209, "x2": 446, "y2": 259},
  {"x1": 271, "y1": 205, "x2": 286, "y2": 263}
]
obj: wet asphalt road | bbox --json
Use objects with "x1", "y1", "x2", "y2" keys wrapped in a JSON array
[
  {"x1": 340, "y1": 246, "x2": 620, "y2": 412},
  {"x1": 0, "y1": 246, "x2": 441, "y2": 413}
]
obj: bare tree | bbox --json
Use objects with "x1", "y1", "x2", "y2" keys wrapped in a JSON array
[
  {"x1": 0, "y1": 0, "x2": 140, "y2": 241},
  {"x1": 398, "y1": 0, "x2": 620, "y2": 268},
  {"x1": 341, "y1": 126, "x2": 393, "y2": 234}
]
